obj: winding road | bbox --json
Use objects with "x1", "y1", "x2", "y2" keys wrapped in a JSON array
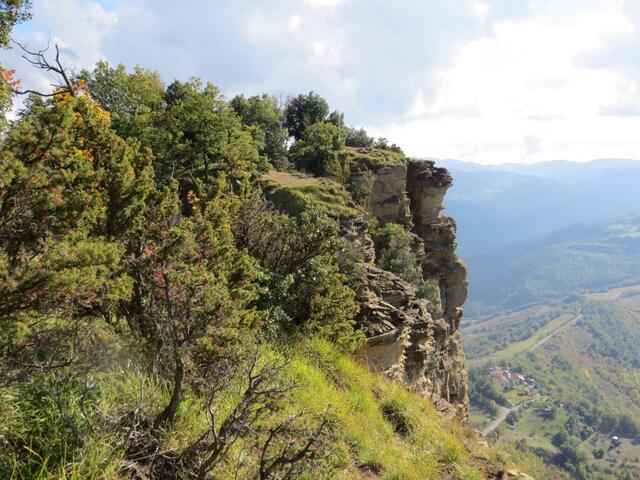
[{"x1": 481, "y1": 400, "x2": 532, "y2": 436}]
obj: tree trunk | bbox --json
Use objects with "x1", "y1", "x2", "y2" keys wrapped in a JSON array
[{"x1": 154, "y1": 353, "x2": 184, "y2": 428}]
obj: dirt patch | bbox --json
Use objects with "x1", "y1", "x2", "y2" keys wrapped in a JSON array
[{"x1": 261, "y1": 170, "x2": 320, "y2": 187}]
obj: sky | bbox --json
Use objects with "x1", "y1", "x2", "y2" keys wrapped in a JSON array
[{"x1": 5, "y1": 0, "x2": 640, "y2": 164}]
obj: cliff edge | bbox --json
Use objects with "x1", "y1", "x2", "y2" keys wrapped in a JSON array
[{"x1": 348, "y1": 154, "x2": 469, "y2": 419}]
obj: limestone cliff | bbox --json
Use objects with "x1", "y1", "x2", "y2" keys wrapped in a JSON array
[{"x1": 347, "y1": 155, "x2": 469, "y2": 419}]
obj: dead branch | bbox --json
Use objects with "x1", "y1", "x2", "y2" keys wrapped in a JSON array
[
  {"x1": 258, "y1": 414, "x2": 331, "y2": 480},
  {"x1": 10, "y1": 38, "x2": 74, "y2": 97}
]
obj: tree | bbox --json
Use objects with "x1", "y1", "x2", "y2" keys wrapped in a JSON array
[
  {"x1": 230, "y1": 93, "x2": 289, "y2": 170},
  {"x1": 327, "y1": 110, "x2": 347, "y2": 140},
  {"x1": 0, "y1": 65, "x2": 17, "y2": 131},
  {"x1": 373, "y1": 136, "x2": 404, "y2": 154},
  {"x1": 0, "y1": 0, "x2": 31, "y2": 47},
  {"x1": 0, "y1": 0, "x2": 30, "y2": 129},
  {"x1": 234, "y1": 197, "x2": 362, "y2": 350},
  {"x1": 80, "y1": 61, "x2": 165, "y2": 143},
  {"x1": 0, "y1": 91, "x2": 154, "y2": 378},
  {"x1": 290, "y1": 122, "x2": 345, "y2": 178},
  {"x1": 157, "y1": 79, "x2": 265, "y2": 195},
  {"x1": 345, "y1": 127, "x2": 374, "y2": 148},
  {"x1": 618, "y1": 414, "x2": 640, "y2": 438},
  {"x1": 128, "y1": 191, "x2": 261, "y2": 427},
  {"x1": 370, "y1": 222, "x2": 438, "y2": 304},
  {"x1": 284, "y1": 91, "x2": 328, "y2": 140},
  {"x1": 83, "y1": 69, "x2": 266, "y2": 196}
]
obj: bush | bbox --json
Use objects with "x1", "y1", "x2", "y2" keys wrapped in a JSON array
[
  {"x1": 290, "y1": 122, "x2": 345, "y2": 179},
  {"x1": 234, "y1": 196, "x2": 363, "y2": 350},
  {"x1": 370, "y1": 222, "x2": 439, "y2": 308},
  {"x1": 345, "y1": 127, "x2": 374, "y2": 148}
]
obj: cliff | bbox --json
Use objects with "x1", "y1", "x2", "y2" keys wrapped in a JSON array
[
  {"x1": 261, "y1": 149, "x2": 470, "y2": 419},
  {"x1": 347, "y1": 153, "x2": 470, "y2": 419}
]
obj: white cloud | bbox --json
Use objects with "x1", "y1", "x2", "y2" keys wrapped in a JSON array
[
  {"x1": 288, "y1": 15, "x2": 302, "y2": 30},
  {"x1": 366, "y1": 2, "x2": 640, "y2": 163},
  {"x1": 474, "y1": 2, "x2": 491, "y2": 22},
  {"x1": 305, "y1": 0, "x2": 342, "y2": 7},
  {"x1": 10, "y1": 0, "x2": 640, "y2": 164},
  {"x1": 6, "y1": 0, "x2": 116, "y2": 104}
]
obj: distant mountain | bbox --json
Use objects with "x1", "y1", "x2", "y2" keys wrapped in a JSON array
[
  {"x1": 465, "y1": 212, "x2": 640, "y2": 315},
  {"x1": 437, "y1": 158, "x2": 640, "y2": 183},
  {"x1": 434, "y1": 158, "x2": 640, "y2": 258}
]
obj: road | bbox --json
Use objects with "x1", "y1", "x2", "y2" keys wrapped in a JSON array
[
  {"x1": 481, "y1": 400, "x2": 531, "y2": 437},
  {"x1": 526, "y1": 314, "x2": 583, "y2": 353}
]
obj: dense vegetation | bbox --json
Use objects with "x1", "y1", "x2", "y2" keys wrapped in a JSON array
[{"x1": 0, "y1": 9, "x2": 542, "y2": 477}]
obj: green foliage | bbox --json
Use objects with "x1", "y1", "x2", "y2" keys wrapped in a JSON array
[
  {"x1": 260, "y1": 170, "x2": 358, "y2": 219},
  {"x1": 344, "y1": 145, "x2": 406, "y2": 170},
  {"x1": 468, "y1": 368, "x2": 508, "y2": 412},
  {"x1": 371, "y1": 222, "x2": 439, "y2": 306},
  {"x1": 83, "y1": 64, "x2": 266, "y2": 196},
  {"x1": 1, "y1": 337, "x2": 510, "y2": 480},
  {"x1": 0, "y1": 94, "x2": 152, "y2": 321},
  {"x1": 0, "y1": 0, "x2": 31, "y2": 47},
  {"x1": 235, "y1": 197, "x2": 362, "y2": 350},
  {"x1": 80, "y1": 61, "x2": 165, "y2": 143},
  {"x1": 230, "y1": 93, "x2": 290, "y2": 170},
  {"x1": 372, "y1": 137, "x2": 404, "y2": 154},
  {"x1": 158, "y1": 78, "x2": 266, "y2": 193},
  {"x1": 284, "y1": 91, "x2": 329, "y2": 140},
  {"x1": 0, "y1": 52, "x2": 530, "y2": 480},
  {"x1": 345, "y1": 127, "x2": 374, "y2": 148},
  {"x1": 0, "y1": 66, "x2": 14, "y2": 132},
  {"x1": 290, "y1": 121, "x2": 346, "y2": 179}
]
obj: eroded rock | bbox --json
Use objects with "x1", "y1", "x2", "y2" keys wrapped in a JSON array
[{"x1": 348, "y1": 157, "x2": 470, "y2": 419}]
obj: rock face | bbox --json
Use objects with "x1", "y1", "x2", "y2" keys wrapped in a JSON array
[{"x1": 348, "y1": 158, "x2": 469, "y2": 419}]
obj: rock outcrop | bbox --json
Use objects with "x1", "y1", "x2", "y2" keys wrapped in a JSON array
[{"x1": 348, "y1": 158, "x2": 469, "y2": 419}]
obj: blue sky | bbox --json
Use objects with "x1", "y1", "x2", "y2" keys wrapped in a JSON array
[{"x1": 5, "y1": 0, "x2": 640, "y2": 164}]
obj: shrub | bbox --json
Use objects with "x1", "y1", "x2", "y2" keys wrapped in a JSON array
[{"x1": 370, "y1": 222, "x2": 439, "y2": 308}]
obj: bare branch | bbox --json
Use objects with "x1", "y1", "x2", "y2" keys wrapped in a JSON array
[{"x1": 10, "y1": 38, "x2": 74, "y2": 97}]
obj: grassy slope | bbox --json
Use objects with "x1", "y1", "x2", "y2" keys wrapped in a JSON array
[
  {"x1": 466, "y1": 312, "x2": 576, "y2": 366},
  {"x1": 2, "y1": 336, "x2": 543, "y2": 480},
  {"x1": 343, "y1": 147, "x2": 406, "y2": 171},
  {"x1": 260, "y1": 170, "x2": 359, "y2": 218}
]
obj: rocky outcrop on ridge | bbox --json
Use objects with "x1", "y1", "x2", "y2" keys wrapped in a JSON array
[{"x1": 347, "y1": 157, "x2": 469, "y2": 419}]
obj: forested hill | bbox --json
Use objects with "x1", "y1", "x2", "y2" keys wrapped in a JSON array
[
  {"x1": 466, "y1": 212, "x2": 640, "y2": 315},
  {"x1": 433, "y1": 158, "x2": 640, "y2": 316}
]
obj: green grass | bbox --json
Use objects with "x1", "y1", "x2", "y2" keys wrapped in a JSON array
[
  {"x1": 344, "y1": 147, "x2": 406, "y2": 171},
  {"x1": 470, "y1": 313, "x2": 576, "y2": 364},
  {"x1": 3, "y1": 336, "x2": 524, "y2": 480},
  {"x1": 260, "y1": 170, "x2": 359, "y2": 219},
  {"x1": 281, "y1": 339, "x2": 496, "y2": 479},
  {"x1": 502, "y1": 385, "x2": 535, "y2": 406}
]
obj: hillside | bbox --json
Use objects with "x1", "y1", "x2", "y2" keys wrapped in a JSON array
[
  {"x1": 2, "y1": 335, "x2": 529, "y2": 480},
  {"x1": 438, "y1": 159, "x2": 640, "y2": 259},
  {"x1": 463, "y1": 286, "x2": 640, "y2": 479},
  {"x1": 0, "y1": 49, "x2": 555, "y2": 478},
  {"x1": 465, "y1": 212, "x2": 640, "y2": 315}
]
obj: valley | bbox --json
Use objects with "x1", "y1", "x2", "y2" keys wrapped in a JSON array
[{"x1": 463, "y1": 284, "x2": 640, "y2": 479}]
